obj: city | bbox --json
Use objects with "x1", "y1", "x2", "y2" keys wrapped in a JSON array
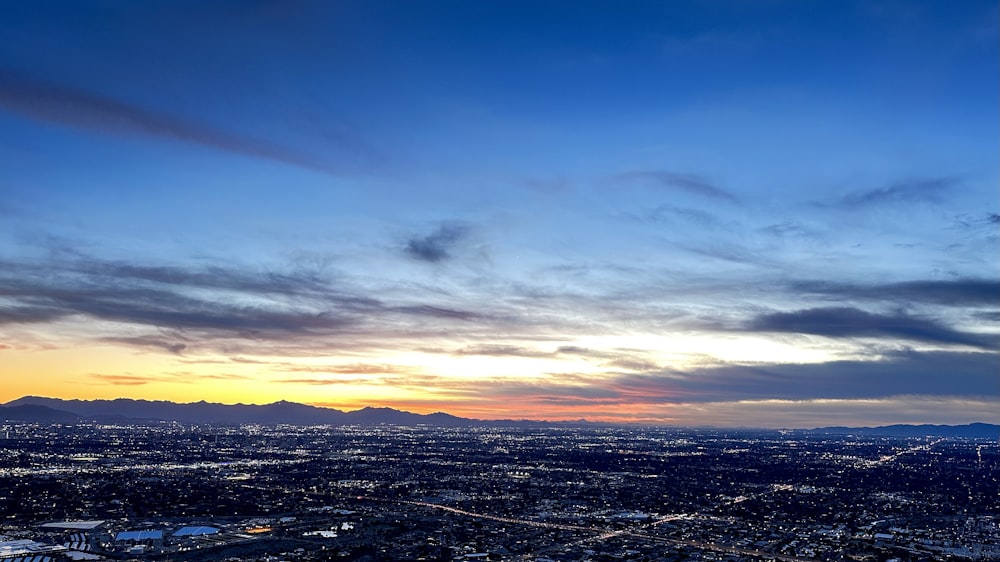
[
  {"x1": 1, "y1": 421, "x2": 997, "y2": 561},
  {"x1": 2, "y1": 2, "x2": 998, "y2": 561}
]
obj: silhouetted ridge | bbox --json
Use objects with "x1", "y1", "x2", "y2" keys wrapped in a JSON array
[
  {"x1": 0, "y1": 403, "x2": 82, "y2": 422},
  {"x1": 808, "y1": 422, "x2": 999, "y2": 439},
  {"x1": 2, "y1": 396, "x2": 475, "y2": 426}
]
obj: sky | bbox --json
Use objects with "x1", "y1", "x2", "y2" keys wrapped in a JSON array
[{"x1": 0, "y1": 0, "x2": 997, "y2": 428}]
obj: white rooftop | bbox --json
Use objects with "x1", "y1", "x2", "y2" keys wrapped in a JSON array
[
  {"x1": 40, "y1": 520, "x2": 106, "y2": 530},
  {"x1": 0, "y1": 539, "x2": 68, "y2": 557}
]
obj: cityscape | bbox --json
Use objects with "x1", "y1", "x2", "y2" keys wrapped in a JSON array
[
  {"x1": 1, "y1": 404, "x2": 998, "y2": 561},
  {"x1": 2, "y1": 1, "x2": 998, "y2": 561}
]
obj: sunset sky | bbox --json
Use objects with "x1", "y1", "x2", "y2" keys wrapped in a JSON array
[{"x1": 1, "y1": 1, "x2": 997, "y2": 427}]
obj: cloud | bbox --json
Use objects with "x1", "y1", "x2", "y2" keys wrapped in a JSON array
[
  {"x1": 339, "y1": 350, "x2": 1000, "y2": 425},
  {"x1": 5, "y1": 279, "x2": 355, "y2": 334},
  {"x1": 88, "y1": 373, "x2": 158, "y2": 386},
  {"x1": 521, "y1": 176, "x2": 570, "y2": 193},
  {"x1": 974, "y1": 311, "x2": 1000, "y2": 322},
  {"x1": 275, "y1": 363, "x2": 418, "y2": 375},
  {"x1": 454, "y1": 344, "x2": 552, "y2": 358},
  {"x1": 555, "y1": 346, "x2": 621, "y2": 359},
  {"x1": 759, "y1": 221, "x2": 820, "y2": 239},
  {"x1": 838, "y1": 177, "x2": 960, "y2": 207},
  {"x1": 183, "y1": 372, "x2": 250, "y2": 381},
  {"x1": 393, "y1": 304, "x2": 479, "y2": 320},
  {"x1": 75, "y1": 261, "x2": 336, "y2": 298},
  {"x1": 792, "y1": 278, "x2": 1000, "y2": 306},
  {"x1": 278, "y1": 377, "x2": 384, "y2": 386},
  {"x1": 669, "y1": 350, "x2": 999, "y2": 402},
  {"x1": 86, "y1": 371, "x2": 246, "y2": 386},
  {"x1": 604, "y1": 358, "x2": 662, "y2": 372},
  {"x1": 745, "y1": 307, "x2": 996, "y2": 349},
  {"x1": 404, "y1": 222, "x2": 472, "y2": 263},
  {"x1": 409, "y1": 350, "x2": 998, "y2": 406},
  {"x1": 636, "y1": 204, "x2": 722, "y2": 227},
  {"x1": 442, "y1": 344, "x2": 664, "y2": 373},
  {"x1": 612, "y1": 171, "x2": 737, "y2": 201},
  {"x1": 0, "y1": 304, "x2": 66, "y2": 325},
  {"x1": 103, "y1": 336, "x2": 188, "y2": 354},
  {"x1": 950, "y1": 212, "x2": 1000, "y2": 230},
  {"x1": 0, "y1": 68, "x2": 349, "y2": 174},
  {"x1": 0, "y1": 249, "x2": 491, "y2": 353},
  {"x1": 672, "y1": 240, "x2": 774, "y2": 267}
]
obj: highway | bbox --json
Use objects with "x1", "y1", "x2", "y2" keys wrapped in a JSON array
[{"x1": 371, "y1": 497, "x2": 817, "y2": 561}]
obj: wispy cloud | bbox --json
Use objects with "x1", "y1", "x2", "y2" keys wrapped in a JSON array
[
  {"x1": 837, "y1": 177, "x2": 960, "y2": 207},
  {"x1": 0, "y1": 69, "x2": 353, "y2": 174},
  {"x1": 633, "y1": 204, "x2": 722, "y2": 227},
  {"x1": 611, "y1": 171, "x2": 738, "y2": 202},
  {"x1": 275, "y1": 363, "x2": 419, "y2": 375},
  {"x1": 88, "y1": 373, "x2": 164, "y2": 386},
  {"x1": 672, "y1": 240, "x2": 774, "y2": 267},
  {"x1": 453, "y1": 344, "x2": 552, "y2": 358},
  {"x1": 103, "y1": 335, "x2": 189, "y2": 355},
  {"x1": 950, "y1": 212, "x2": 1000, "y2": 230},
  {"x1": 974, "y1": 311, "x2": 1000, "y2": 322},
  {"x1": 404, "y1": 222, "x2": 473, "y2": 263},
  {"x1": 758, "y1": 221, "x2": 821, "y2": 239},
  {"x1": 278, "y1": 377, "x2": 386, "y2": 386},
  {"x1": 392, "y1": 304, "x2": 479, "y2": 320},
  {"x1": 0, "y1": 248, "x2": 490, "y2": 354},
  {"x1": 86, "y1": 370, "x2": 248, "y2": 386}
]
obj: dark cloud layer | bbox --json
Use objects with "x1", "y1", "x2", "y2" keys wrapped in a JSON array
[
  {"x1": 455, "y1": 350, "x2": 999, "y2": 405},
  {"x1": 0, "y1": 69, "x2": 345, "y2": 174},
  {"x1": 0, "y1": 304, "x2": 66, "y2": 324},
  {"x1": 746, "y1": 307, "x2": 996, "y2": 350},
  {"x1": 793, "y1": 278, "x2": 1000, "y2": 306},
  {"x1": 974, "y1": 311, "x2": 1000, "y2": 322},
  {"x1": 668, "y1": 350, "x2": 998, "y2": 401},
  {"x1": 0, "y1": 252, "x2": 483, "y2": 351}
]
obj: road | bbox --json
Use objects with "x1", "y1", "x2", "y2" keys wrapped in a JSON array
[{"x1": 369, "y1": 496, "x2": 816, "y2": 562}]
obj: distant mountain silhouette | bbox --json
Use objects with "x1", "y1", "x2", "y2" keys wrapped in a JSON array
[
  {"x1": 2, "y1": 396, "x2": 997, "y2": 435},
  {"x1": 0, "y1": 403, "x2": 82, "y2": 423},
  {"x1": 808, "y1": 422, "x2": 999, "y2": 439},
  {"x1": 3, "y1": 396, "x2": 475, "y2": 427}
]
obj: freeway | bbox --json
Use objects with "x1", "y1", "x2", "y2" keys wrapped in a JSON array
[{"x1": 367, "y1": 496, "x2": 817, "y2": 562}]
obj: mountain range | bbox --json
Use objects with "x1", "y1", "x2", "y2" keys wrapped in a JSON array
[
  {"x1": 801, "y1": 422, "x2": 999, "y2": 439},
  {"x1": 1, "y1": 396, "x2": 473, "y2": 427},
  {"x1": 1, "y1": 396, "x2": 997, "y2": 438}
]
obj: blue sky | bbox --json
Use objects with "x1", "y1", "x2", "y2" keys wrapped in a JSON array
[{"x1": 1, "y1": 1, "x2": 997, "y2": 426}]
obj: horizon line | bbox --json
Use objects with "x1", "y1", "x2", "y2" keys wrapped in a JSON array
[{"x1": 3, "y1": 394, "x2": 997, "y2": 432}]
